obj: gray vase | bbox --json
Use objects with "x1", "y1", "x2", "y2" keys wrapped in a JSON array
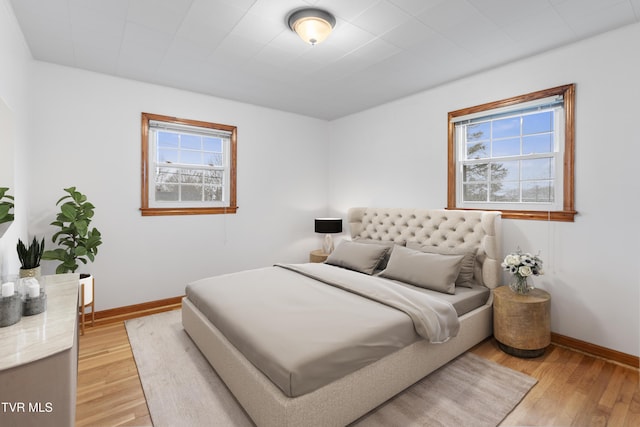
[
  {"x1": 23, "y1": 292, "x2": 46, "y2": 316},
  {"x1": 0, "y1": 294, "x2": 22, "y2": 327}
]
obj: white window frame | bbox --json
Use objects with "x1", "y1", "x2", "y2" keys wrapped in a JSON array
[
  {"x1": 141, "y1": 113, "x2": 237, "y2": 216},
  {"x1": 447, "y1": 84, "x2": 576, "y2": 222}
]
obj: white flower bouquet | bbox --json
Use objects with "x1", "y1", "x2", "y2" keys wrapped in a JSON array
[{"x1": 502, "y1": 250, "x2": 543, "y2": 294}]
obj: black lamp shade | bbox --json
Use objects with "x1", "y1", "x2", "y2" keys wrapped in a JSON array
[{"x1": 315, "y1": 218, "x2": 342, "y2": 234}]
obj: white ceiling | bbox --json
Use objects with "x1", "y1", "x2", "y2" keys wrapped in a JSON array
[{"x1": 9, "y1": 0, "x2": 640, "y2": 120}]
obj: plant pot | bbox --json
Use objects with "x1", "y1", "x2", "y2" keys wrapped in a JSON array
[
  {"x1": 0, "y1": 294, "x2": 22, "y2": 327},
  {"x1": 19, "y1": 266, "x2": 41, "y2": 280},
  {"x1": 23, "y1": 291, "x2": 46, "y2": 316},
  {"x1": 79, "y1": 274, "x2": 94, "y2": 306},
  {"x1": 20, "y1": 276, "x2": 46, "y2": 316}
]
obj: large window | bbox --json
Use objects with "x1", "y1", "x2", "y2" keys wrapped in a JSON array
[
  {"x1": 141, "y1": 113, "x2": 237, "y2": 216},
  {"x1": 448, "y1": 84, "x2": 576, "y2": 221}
]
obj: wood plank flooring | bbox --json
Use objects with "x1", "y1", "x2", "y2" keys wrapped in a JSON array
[
  {"x1": 76, "y1": 310, "x2": 640, "y2": 426},
  {"x1": 472, "y1": 341, "x2": 640, "y2": 427},
  {"x1": 76, "y1": 322, "x2": 151, "y2": 427}
]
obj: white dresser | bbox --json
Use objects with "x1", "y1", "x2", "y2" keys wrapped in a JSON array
[{"x1": 0, "y1": 274, "x2": 79, "y2": 427}]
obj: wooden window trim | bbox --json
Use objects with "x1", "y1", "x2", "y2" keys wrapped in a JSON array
[
  {"x1": 140, "y1": 112, "x2": 238, "y2": 216},
  {"x1": 447, "y1": 84, "x2": 576, "y2": 222}
]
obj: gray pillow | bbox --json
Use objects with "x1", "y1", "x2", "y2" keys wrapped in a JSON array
[
  {"x1": 352, "y1": 238, "x2": 402, "y2": 269},
  {"x1": 380, "y1": 245, "x2": 464, "y2": 294},
  {"x1": 406, "y1": 242, "x2": 477, "y2": 288},
  {"x1": 325, "y1": 241, "x2": 390, "y2": 275}
]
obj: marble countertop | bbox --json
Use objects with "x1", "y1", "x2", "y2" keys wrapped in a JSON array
[{"x1": 0, "y1": 273, "x2": 79, "y2": 371}]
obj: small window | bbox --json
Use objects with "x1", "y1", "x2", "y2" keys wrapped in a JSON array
[
  {"x1": 141, "y1": 113, "x2": 237, "y2": 216},
  {"x1": 448, "y1": 85, "x2": 576, "y2": 221}
]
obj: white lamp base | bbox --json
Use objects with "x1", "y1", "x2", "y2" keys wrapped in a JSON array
[{"x1": 322, "y1": 234, "x2": 335, "y2": 254}]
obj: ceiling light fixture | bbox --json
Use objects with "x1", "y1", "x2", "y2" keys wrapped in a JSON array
[{"x1": 287, "y1": 8, "x2": 336, "y2": 46}]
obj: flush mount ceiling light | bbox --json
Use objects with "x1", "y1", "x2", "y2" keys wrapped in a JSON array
[{"x1": 287, "y1": 8, "x2": 336, "y2": 46}]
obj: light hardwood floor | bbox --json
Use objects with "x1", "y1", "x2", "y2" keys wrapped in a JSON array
[{"x1": 76, "y1": 309, "x2": 640, "y2": 427}]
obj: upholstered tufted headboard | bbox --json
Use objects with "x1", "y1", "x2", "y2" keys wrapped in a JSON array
[{"x1": 347, "y1": 208, "x2": 502, "y2": 289}]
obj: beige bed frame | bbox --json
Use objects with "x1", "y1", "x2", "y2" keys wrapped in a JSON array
[{"x1": 182, "y1": 208, "x2": 502, "y2": 426}]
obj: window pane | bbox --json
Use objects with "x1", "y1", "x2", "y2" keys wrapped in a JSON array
[
  {"x1": 203, "y1": 137, "x2": 222, "y2": 152},
  {"x1": 492, "y1": 137, "x2": 520, "y2": 157},
  {"x1": 180, "y1": 150, "x2": 204, "y2": 165},
  {"x1": 490, "y1": 181, "x2": 519, "y2": 202},
  {"x1": 522, "y1": 158, "x2": 553, "y2": 180},
  {"x1": 205, "y1": 153, "x2": 223, "y2": 167},
  {"x1": 155, "y1": 183, "x2": 179, "y2": 201},
  {"x1": 466, "y1": 142, "x2": 489, "y2": 159},
  {"x1": 463, "y1": 183, "x2": 487, "y2": 201},
  {"x1": 181, "y1": 185, "x2": 203, "y2": 201},
  {"x1": 181, "y1": 134, "x2": 201, "y2": 150},
  {"x1": 492, "y1": 117, "x2": 520, "y2": 138},
  {"x1": 523, "y1": 134, "x2": 553, "y2": 154},
  {"x1": 522, "y1": 181, "x2": 554, "y2": 202},
  {"x1": 491, "y1": 161, "x2": 518, "y2": 182},
  {"x1": 158, "y1": 132, "x2": 178, "y2": 148},
  {"x1": 158, "y1": 148, "x2": 178, "y2": 163},
  {"x1": 204, "y1": 170, "x2": 223, "y2": 185},
  {"x1": 523, "y1": 111, "x2": 553, "y2": 134},
  {"x1": 204, "y1": 186, "x2": 223, "y2": 201},
  {"x1": 180, "y1": 169, "x2": 203, "y2": 183},
  {"x1": 466, "y1": 122, "x2": 489, "y2": 142},
  {"x1": 463, "y1": 163, "x2": 488, "y2": 182},
  {"x1": 156, "y1": 167, "x2": 179, "y2": 183}
]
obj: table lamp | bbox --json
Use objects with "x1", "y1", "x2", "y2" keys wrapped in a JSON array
[{"x1": 314, "y1": 218, "x2": 342, "y2": 254}]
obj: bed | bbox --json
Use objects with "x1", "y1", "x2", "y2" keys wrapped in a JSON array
[{"x1": 182, "y1": 207, "x2": 502, "y2": 426}]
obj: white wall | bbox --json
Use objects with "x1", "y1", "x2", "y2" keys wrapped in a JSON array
[
  {"x1": 0, "y1": 0, "x2": 30, "y2": 282},
  {"x1": 26, "y1": 62, "x2": 330, "y2": 310},
  {"x1": 329, "y1": 23, "x2": 640, "y2": 357}
]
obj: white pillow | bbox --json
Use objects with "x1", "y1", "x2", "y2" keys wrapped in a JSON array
[{"x1": 380, "y1": 246, "x2": 464, "y2": 294}]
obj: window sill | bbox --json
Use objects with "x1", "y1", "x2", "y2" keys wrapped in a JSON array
[
  {"x1": 140, "y1": 206, "x2": 238, "y2": 216},
  {"x1": 446, "y1": 206, "x2": 576, "y2": 222}
]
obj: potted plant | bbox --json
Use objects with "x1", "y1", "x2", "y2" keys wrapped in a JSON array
[
  {"x1": 42, "y1": 187, "x2": 102, "y2": 274},
  {"x1": 17, "y1": 236, "x2": 45, "y2": 279},
  {"x1": 42, "y1": 187, "x2": 102, "y2": 323}
]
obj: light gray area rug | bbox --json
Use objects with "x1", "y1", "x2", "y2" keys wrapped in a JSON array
[{"x1": 126, "y1": 310, "x2": 537, "y2": 427}]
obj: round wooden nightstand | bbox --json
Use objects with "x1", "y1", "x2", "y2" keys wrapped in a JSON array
[
  {"x1": 493, "y1": 285, "x2": 551, "y2": 358},
  {"x1": 309, "y1": 249, "x2": 329, "y2": 263}
]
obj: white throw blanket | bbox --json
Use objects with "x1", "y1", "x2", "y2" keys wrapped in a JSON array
[{"x1": 277, "y1": 263, "x2": 460, "y2": 343}]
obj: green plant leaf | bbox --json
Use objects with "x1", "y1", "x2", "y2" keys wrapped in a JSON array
[
  {"x1": 55, "y1": 194, "x2": 71, "y2": 205},
  {"x1": 73, "y1": 191, "x2": 87, "y2": 204},
  {"x1": 16, "y1": 237, "x2": 45, "y2": 269},
  {"x1": 42, "y1": 248, "x2": 67, "y2": 261},
  {"x1": 74, "y1": 219, "x2": 88, "y2": 237},
  {"x1": 0, "y1": 188, "x2": 14, "y2": 200},
  {"x1": 0, "y1": 187, "x2": 14, "y2": 224},
  {"x1": 60, "y1": 203, "x2": 77, "y2": 220}
]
